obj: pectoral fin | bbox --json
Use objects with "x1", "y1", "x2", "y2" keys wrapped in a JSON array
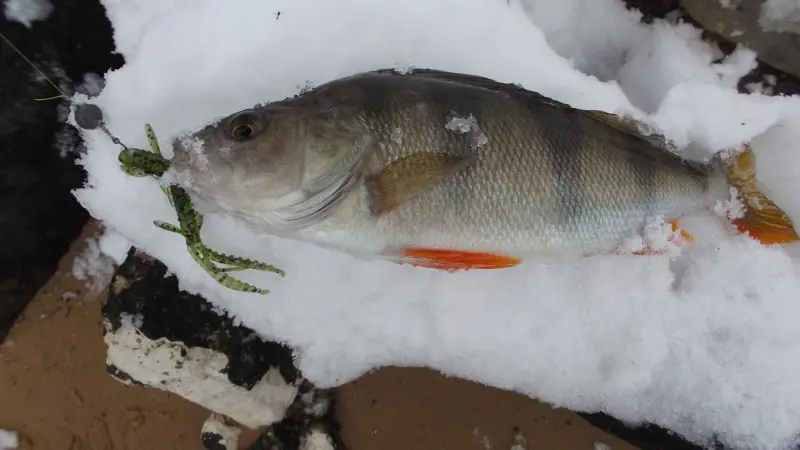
[{"x1": 365, "y1": 152, "x2": 473, "y2": 215}]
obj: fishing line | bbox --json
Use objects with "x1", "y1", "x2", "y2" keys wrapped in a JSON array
[{"x1": 1, "y1": 30, "x2": 128, "y2": 149}]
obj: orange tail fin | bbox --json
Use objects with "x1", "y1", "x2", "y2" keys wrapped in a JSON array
[{"x1": 725, "y1": 145, "x2": 799, "y2": 245}]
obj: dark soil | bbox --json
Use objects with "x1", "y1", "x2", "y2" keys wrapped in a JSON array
[{"x1": 0, "y1": 0, "x2": 123, "y2": 342}]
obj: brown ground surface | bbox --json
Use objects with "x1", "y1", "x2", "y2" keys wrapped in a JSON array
[{"x1": 0, "y1": 222, "x2": 636, "y2": 450}]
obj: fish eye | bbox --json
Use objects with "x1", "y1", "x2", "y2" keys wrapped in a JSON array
[
  {"x1": 232, "y1": 123, "x2": 253, "y2": 140},
  {"x1": 228, "y1": 111, "x2": 262, "y2": 141}
]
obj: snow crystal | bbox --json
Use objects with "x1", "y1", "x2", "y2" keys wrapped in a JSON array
[
  {"x1": 471, "y1": 428, "x2": 527, "y2": 450},
  {"x1": 760, "y1": 0, "x2": 800, "y2": 34},
  {"x1": 0, "y1": 429, "x2": 18, "y2": 450},
  {"x1": 72, "y1": 225, "x2": 131, "y2": 291},
  {"x1": 392, "y1": 64, "x2": 416, "y2": 75},
  {"x1": 745, "y1": 76, "x2": 776, "y2": 96},
  {"x1": 3, "y1": 0, "x2": 52, "y2": 28},
  {"x1": 473, "y1": 428, "x2": 493, "y2": 450},
  {"x1": 72, "y1": 0, "x2": 800, "y2": 449},
  {"x1": 510, "y1": 430, "x2": 527, "y2": 450},
  {"x1": 390, "y1": 127, "x2": 403, "y2": 144},
  {"x1": 616, "y1": 216, "x2": 686, "y2": 257},
  {"x1": 445, "y1": 113, "x2": 488, "y2": 149},
  {"x1": 53, "y1": 127, "x2": 81, "y2": 158},
  {"x1": 76, "y1": 72, "x2": 105, "y2": 97},
  {"x1": 201, "y1": 414, "x2": 241, "y2": 450},
  {"x1": 300, "y1": 428, "x2": 336, "y2": 450},
  {"x1": 713, "y1": 187, "x2": 747, "y2": 221}
]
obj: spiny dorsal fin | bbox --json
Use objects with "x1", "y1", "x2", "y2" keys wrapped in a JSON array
[
  {"x1": 365, "y1": 152, "x2": 473, "y2": 215},
  {"x1": 393, "y1": 69, "x2": 677, "y2": 152},
  {"x1": 376, "y1": 68, "x2": 573, "y2": 109},
  {"x1": 584, "y1": 109, "x2": 677, "y2": 152}
]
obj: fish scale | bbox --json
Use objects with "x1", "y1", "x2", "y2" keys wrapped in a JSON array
[{"x1": 333, "y1": 95, "x2": 695, "y2": 257}]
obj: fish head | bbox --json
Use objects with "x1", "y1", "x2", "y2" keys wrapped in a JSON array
[{"x1": 169, "y1": 101, "x2": 371, "y2": 225}]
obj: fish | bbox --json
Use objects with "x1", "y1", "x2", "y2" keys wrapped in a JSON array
[{"x1": 167, "y1": 68, "x2": 799, "y2": 271}]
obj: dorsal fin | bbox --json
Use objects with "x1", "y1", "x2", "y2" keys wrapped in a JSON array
[
  {"x1": 384, "y1": 69, "x2": 679, "y2": 151},
  {"x1": 582, "y1": 109, "x2": 677, "y2": 153},
  {"x1": 373, "y1": 68, "x2": 574, "y2": 109},
  {"x1": 369, "y1": 68, "x2": 697, "y2": 170}
]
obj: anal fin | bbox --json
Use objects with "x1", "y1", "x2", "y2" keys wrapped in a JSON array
[{"x1": 401, "y1": 248, "x2": 521, "y2": 271}]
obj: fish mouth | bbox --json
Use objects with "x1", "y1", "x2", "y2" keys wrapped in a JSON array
[{"x1": 165, "y1": 136, "x2": 237, "y2": 203}]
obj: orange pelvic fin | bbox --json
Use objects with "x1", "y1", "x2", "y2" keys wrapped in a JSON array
[{"x1": 401, "y1": 248, "x2": 521, "y2": 271}]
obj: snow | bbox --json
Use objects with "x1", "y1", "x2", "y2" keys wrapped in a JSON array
[
  {"x1": 473, "y1": 428, "x2": 528, "y2": 450},
  {"x1": 760, "y1": 0, "x2": 800, "y2": 34},
  {"x1": 72, "y1": 224, "x2": 131, "y2": 292},
  {"x1": 201, "y1": 414, "x2": 241, "y2": 450},
  {"x1": 300, "y1": 429, "x2": 336, "y2": 450},
  {"x1": 445, "y1": 114, "x2": 489, "y2": 149},
  {"x1": 104, "y1": 313, "x2": 298, "y2": 428},
  {"x1": 0, "y1": 430, "x2": 17, "y2": 450},
  {"x1": 2, "y1": 0, "x2": 52, "y2": 28},
  {"x1": 70, "y1": 0, "x2": 800, "y2": 449}
]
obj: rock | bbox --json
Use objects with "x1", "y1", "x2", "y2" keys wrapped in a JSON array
[
  {"x1": 622, "y1": 0, "x2": 681, "y2": 23},
  {"x1": 102, "y1": 248, "x2": 344, "y2": 448},
  {"x1": 201, "y1": 414, "x2": 242, "y2": 450},
  {"x1": 681, "y1": 0, "x2": 800, "y2": 79},
  {"x1": 247, "y1": 383, "x2": 344, "y2": 450},
  {"x1": 0, "y1": 0, "x2": 123, "y2": 343}
]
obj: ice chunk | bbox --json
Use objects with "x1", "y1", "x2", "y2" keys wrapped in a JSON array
[
  {"x1": 3, "y1": 0, "x2": 53, "y2": 28},
  {"x1": 0, "y1": 429, "x2": 18, "y2": 450}
]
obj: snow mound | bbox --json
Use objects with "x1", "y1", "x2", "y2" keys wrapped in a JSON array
[
  {"x1": 72, "y1": 0, "x2": 800, "y2": 449},
  {"x1": 3, "y1": 0, "x2": 53, "y2": 28}
]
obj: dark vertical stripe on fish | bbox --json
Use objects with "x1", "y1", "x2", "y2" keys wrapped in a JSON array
[
  {"x1": 358, "y1": 76, "x2": 396, "y2": 130},
  {"x1": 541, "y1": 109, "x2": 585, "y2": 230},
  {"x1": 624, "y1": 138, "x2": 657, "y2": 225}
]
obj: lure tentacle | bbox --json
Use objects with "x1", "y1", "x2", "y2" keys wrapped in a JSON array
[{"x1": 117, "y1": 123, "x2": 283, "y2": 295}]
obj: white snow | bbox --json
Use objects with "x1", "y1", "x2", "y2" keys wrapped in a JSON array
[
  {"x1": 445, "y1": 113, "x2": 489, "y2": 149},
  {"x1": 0, "y1": 430, "x2": 18, "y2": 450},
  {"x1": 201, "y1": 414, "x2": 241, "y2": 450},
  {"x1": 300, "y1": 428, "x2": 336, "y2": 450},
  {"x1": 104, "y1": 313, "x2": 299, "y2": 428},
  {"x1": 72, "y1": 224, "x2": 131, "y2": 292},
  {"x1": 71, "y1": 0, "x2": 800, "y2": 449},
  {"x1": 2, "y1": 0, "x2": 52, "y2": 28},
  {"x1": 760, "y1": 0, "x2": 800, "y2": 34}
]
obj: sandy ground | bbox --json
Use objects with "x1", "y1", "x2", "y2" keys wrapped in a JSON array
[{"x1": 0, "y1": 221, "x2": 636, "y2": 450}]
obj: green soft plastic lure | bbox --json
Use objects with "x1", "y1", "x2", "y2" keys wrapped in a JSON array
[{"x1": 117, "y1": 124, "x2": 284, "y2": 295}]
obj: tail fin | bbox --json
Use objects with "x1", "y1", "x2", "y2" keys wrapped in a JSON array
[{"x1": 725, "y1": 144, "x2": 799, "y2": 245}]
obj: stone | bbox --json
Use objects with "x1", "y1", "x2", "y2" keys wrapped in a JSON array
[
  {"x1": 681, "y1": 0, "x2": 800, "y2": 79},
  {"x1": 102, "y1": 248, "x2": 344, "y2": 448}
]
